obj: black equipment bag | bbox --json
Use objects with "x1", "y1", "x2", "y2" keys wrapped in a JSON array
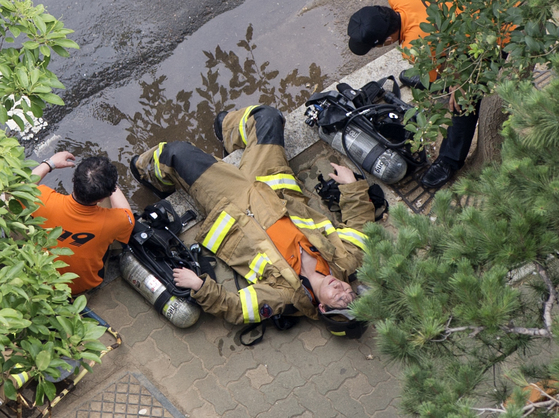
[{"x1": 127, "y1": 200, "x2": 216, "y2": 300}]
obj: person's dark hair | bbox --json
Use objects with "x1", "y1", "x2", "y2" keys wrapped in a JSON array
[
  {"x1": 72, "y1": 156, "x2": 118, "y2": 205},
  {"x1": 385, "y1": 7, "x2": 401, "y2": 39}
]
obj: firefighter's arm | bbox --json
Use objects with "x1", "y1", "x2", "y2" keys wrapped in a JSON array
[{"x1": 189, "y1": 276, "x2": 293, "y2": 325}]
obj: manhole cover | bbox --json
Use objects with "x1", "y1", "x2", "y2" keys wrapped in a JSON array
[{"x1": 74, "y1": 372, "x2": 185, "y2": 418}]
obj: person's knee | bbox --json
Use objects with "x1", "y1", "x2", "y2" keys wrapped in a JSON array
[
  {"x1": 252, "y1": 106, "x2": 285, "y2": 146},
  {"x1": 160, "y1": 141, "x2": 217, "y2": 186}
]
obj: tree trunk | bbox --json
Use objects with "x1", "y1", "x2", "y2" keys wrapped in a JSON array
[{"x1": 463, "y1": 94, "x2": 508, "y2": 174}]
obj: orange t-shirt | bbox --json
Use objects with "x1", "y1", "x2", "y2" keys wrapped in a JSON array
[
  {"x1": 390, "y1": 0, "x2": 449, "y2": 82},
  {"x1": 266, "y1": 217, "x2": 330, "y2": 276},
  {"x1": 34, "y1": 185, "x2": 135, "y2": 294}
]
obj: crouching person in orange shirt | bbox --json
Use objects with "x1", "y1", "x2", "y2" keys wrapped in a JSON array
[{"x1": 32, "y1": 152, "x2": 135, "y2": 295}]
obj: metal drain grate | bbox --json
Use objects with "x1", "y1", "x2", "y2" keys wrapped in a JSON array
[
  {"x1": 74, "y1": 372, "x2": 184, "y2": 418},
  {"x1": 389, "y1": 167, "x2": 437, "y2": 214}
]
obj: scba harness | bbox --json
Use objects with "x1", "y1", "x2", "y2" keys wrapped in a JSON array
[{"x1": 304, "y1": 75, "x2": 427, "y2": 185}]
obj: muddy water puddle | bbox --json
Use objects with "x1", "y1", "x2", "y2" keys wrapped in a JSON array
[{"x1": 31, "y1": 0, "x2": 380, "y2": 211}]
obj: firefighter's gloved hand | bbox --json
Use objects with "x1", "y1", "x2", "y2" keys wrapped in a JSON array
[
  {"x1": 328, "y1": 163, "x2": 357, "y2": 184},
  {"x1": 173, "y1": 267, "x2": 203, "y2": 291}
]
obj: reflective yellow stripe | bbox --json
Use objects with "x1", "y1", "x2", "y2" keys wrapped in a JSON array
[
  {"x1": 315, "y1": 220, "x2": 336, "y2": 235},
  {"x1": 256, "y1": 174, "x2": 302, "y2": 193},
  {"x1": 239, "y1": 105, "x2": 259, "y2": 145},
  {"x1": 245, "y1": 270, "x2": 258, "y2": 284},
  {"x1": 330, "y1": 330, "x2": 346, "y2": 336},
  {"x1": 290, "y1": 216, "x2": 335, "y2": 235},
  {"x1": 239, "y1": 286, "x2": 260, "y2": 323},
  {"x1": 249, "y1": 253, "x2": 270, "y2": 276},
  {"x1": 337, "y1": 228, "x2": 367, "y2": 250},
  {"x1": 12, "y1": 371, "x2": 30, "y2": 388},
  {"x1": 202, "y1": 211, "x2": 236, "y2": 253},
  {"x1": 153, "y1": 142, "x2": 174, "y2": 186}
]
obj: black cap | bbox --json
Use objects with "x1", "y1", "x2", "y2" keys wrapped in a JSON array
[{"x1": 347, "y1": 6, "x2": 391, "y2": 55}]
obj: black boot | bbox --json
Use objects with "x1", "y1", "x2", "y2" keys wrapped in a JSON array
[
  {"x1": 130, "y1": 155, "x2": 173, "y2": 199},
  {"x1": 420, "y1": 159, "x2": 455, "y2": 189},
  {"x1": 399, "y1": 69, "x2": 426, "y2": 90},
  {"x1": 213, "y1": 111, "x2": 229, "y2": 142}
]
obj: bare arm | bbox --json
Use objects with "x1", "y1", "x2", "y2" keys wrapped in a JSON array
[
  {"x1": 109, "y1": 186, "x2": 132, "y2": 211},
  {"x1": 31, "y1": 151, "x2": 76, "y2": 183}
]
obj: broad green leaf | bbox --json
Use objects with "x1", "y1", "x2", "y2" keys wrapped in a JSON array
[
  {"x1": 33, "y1": 16, "x2": 47, "y2": 35},
  {"x1": 35, "y1": 350, "x2": 51, "y2": 371},
  {"x1": 11, "y1": 114, "x2": 25, "y2": 131},
  {"x1": 73, "y1": 295, "x2": 87, "y2": 313},
  {"x1": 84, "y1": 325, "x2": 107, "y2": 340},
  {"x1": 56, "y1": 316, "x2": 73, "y2": 337},
  {"x1": 50, "y1": 45, "x2": 69, "y2": 58},
  {"x1": 38, "y1": 93, "x2": 64, "y2": 105},
  {"x1": 3, "y1": 379, "x2": 16, "y2": 400},
  {"x1": 79, "y1": 352, "x2": 101, "y2": 363},
  {"x1": 22, "y1": 41, "x2": 40, "y2": 50},
  {"x1": 84, "y1": 341, "x2": 107, "y2": 352},
  {"x1": 52, "y1": 38, "x2": 79, "y2": 49}
]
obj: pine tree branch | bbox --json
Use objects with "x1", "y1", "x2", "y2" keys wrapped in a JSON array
[
  {"x1": 500, "y1": 325, "x2": 551, "y2": 337},
  {"x1": 534, "y1": 262, "x2": 556, "y2": 334}
]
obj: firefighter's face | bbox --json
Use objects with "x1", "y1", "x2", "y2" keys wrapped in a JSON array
[{"x1": 317, "y1": 276, "x2": 356, "y2": 309}]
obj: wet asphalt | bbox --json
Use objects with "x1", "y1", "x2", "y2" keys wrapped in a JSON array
[{"x1": 28, "y1": 0, "x2": 391, "y2": 212}]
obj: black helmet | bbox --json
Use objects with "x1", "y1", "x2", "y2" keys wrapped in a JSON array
[{"x1": 318, "y1": 309, "x2": 368, "y2": 339}]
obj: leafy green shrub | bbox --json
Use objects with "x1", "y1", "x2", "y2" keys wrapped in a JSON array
[{"x1": 0, "y1": 0, "x2": 106, "y2": 406}]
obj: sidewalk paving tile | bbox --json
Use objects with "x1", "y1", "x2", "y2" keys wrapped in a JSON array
[
  {"x1": 293, "y1": 382, "x2": 338, "y2": 418},
  {"x1": 279, "y1": 339, "x2": 326, "y2": 380},
  {"x1": 195, "y1": 373, "x2": 238, "y2": 415},
  {"x1": 310, "y1": 355, "x2": 359, "y2": 395},
  {"x1": 245, "y1": 364, "x2": 274, "y2": 389},
  {"x1": 151, "y1": 326, "x2": 195, "y2": 367},
  {"x1": 362, "y1": 377, "x2": 403, "y2": 415},
  {"x1": 329, "y1": 385, "x2": 368, "y2": 417},
  {"x1": 259, "y1": 367, "x2": 306, "y2": 404},
  {"x1": 255, "y1": 394, "x2": 306, "y2": 418},
  {"x1": 228, "y1": 375, "x2": 272, "y2": 416}
]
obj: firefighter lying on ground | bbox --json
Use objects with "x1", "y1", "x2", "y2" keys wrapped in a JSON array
[{"x1": 130, "y1": 105, "x2": 375, "y2": 338}]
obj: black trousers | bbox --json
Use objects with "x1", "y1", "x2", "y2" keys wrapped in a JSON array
[{"x1": 438, "y1": 100, "x2": 482, "y2": 170}]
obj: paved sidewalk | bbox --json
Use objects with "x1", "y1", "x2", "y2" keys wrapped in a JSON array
[{"x1": 49, "y1": 49, "x2": 412, "y2": 418}]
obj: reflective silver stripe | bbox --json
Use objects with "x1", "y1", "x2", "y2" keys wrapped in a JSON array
[
  {"x1": 250, "y1": 253, "x2": 270, "y2": 276},
  {"x1": 153, "y1": 142, "x2": 174, "y2": 186},
  {"x1": 201, "y1": 211, "x2": 235, "y2": 253},
  {"x1": 290, "y1": 216, "x2": 335, "y2": 235},
  {"x1": 255, "y1": 174, "x2": 302, "y2": 193},
  {"x1": 337, "y1": 228, "x2": 367, "y2": 250},
  {"x1": 244, "y1": 270, "x2": 258, "y2": 284},
  {"x1": 239, "y1": 286, "x2": 260, "y2": 323},
  {"x1": 239, "y1": 105, "x2": 259, "y2": 145}
]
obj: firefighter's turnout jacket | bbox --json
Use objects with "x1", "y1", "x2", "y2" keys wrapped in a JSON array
[{"x1": 134, "y1": 105, "x2": 377, "y2": 325}]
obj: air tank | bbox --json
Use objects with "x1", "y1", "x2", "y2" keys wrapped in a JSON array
[
  {"x1": 318, "y1": 125, "x2": 407, "y2": 184},
  {"x1": 119, "y1": 251, "x2": 201, "y2": 328}
]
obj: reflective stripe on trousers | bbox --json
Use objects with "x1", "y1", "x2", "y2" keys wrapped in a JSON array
[
  {"x1": 239, "y1": 105, "x2": 259, "y2": 145},
  {"x1": 153, "y1": 142, "x2": 175, "y2": 186},
  {"x1": 256, "y1": 174, "x2": 302, "y2": 193}
]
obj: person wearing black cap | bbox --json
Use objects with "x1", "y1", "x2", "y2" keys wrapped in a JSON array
[{"x1": 347, "y1": 1, "x2": 480, "y2": 190}]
